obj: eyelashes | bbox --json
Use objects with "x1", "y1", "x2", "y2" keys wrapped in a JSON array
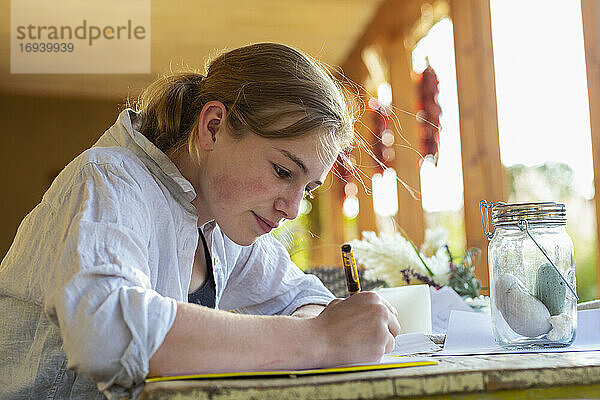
[
  {"x1": 273, "y1": 163, "x2": 291, "y2": 179},
  {"x1": 273, "y1": 163, "x2": 315, "y2": 199}
]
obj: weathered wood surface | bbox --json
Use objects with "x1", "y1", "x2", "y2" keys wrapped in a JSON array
[{"x1": 141, "y1": 351, "x2": 600, "y2": 399}]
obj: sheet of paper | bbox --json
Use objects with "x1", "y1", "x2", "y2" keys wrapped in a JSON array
[
  {"x1": 336, "y1": 355, "x2": 435, "y2": 368},
  {"x1": 438, "y1": 308, "x2": 600, "y2": 356},
  {"x1": 390, "y1": 332, "x2": 441, "y2": 355},
  {"x1": 429, "y1": 286, "x2": 475, "y2": 334}
]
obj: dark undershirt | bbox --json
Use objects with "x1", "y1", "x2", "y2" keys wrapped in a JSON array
[{"x1": 187, "y1": 229, "x2": 216, "y2": 308}]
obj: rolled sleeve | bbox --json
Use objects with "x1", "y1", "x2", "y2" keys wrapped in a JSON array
[
  {"x1": 219, "y1": 234, "x2": 335, "y2": 316},
  {"x1": 60, "y1": 276, "x2": 177, "y2": 398},
  {"x1": 45, "y1": 161, "x2": 177, "y2": 398}
]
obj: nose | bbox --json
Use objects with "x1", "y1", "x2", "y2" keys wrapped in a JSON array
[{"x1": 274, "y1": 188, "x2": 304, "y2": 221}]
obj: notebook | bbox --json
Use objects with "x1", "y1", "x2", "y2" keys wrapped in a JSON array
[
  {"x1": 146, "y1": 355, "x2": 436, "y2": 381},
  {"x1": 146, "y1": 334, "x2": 439, "y2": 382}
]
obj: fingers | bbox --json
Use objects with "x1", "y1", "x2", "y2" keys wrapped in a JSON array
[
  {"x1": 327, "y1": 291, "x2": 401, "y2": 331},
  {"x1": 377, "y1": 295, "x2": 398, "y2": 318},
  {"x1": 319, "y1": 291, "x2": 404, "y2": 364},
  {"x1": 340, "y1": 292, "x2": 401, "y2": 336},
  {"x1": 384, "y1": 332, "x2": 396, "y2": 354},
  {"x1": 351, "y1": 291, "x2": 397, "y2": 318},
  {"x1": 358, "y1": 292, "x2": 402, "y2": 344},
  {"x1": 367, "y1": 292, "x2": 401, "y2": 337},
  {"x1": 388, "y1": 313, "x2": 402, "y2": 337}
]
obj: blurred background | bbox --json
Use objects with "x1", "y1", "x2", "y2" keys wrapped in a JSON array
[{"x1": 1, "y1": 0, "x2": 599, "y2": 301}]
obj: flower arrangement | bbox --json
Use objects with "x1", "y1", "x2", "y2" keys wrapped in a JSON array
[{"x1": 349, "y1": 227, "x2": 482, "y2": 299}]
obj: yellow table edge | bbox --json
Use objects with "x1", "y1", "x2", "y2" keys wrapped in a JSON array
[{"x1": 146, "y1": 360, "x2": 438, "y2": 382}]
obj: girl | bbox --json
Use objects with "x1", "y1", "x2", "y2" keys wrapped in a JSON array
[{"x1": 0, "y1": 43, "x2": 400, "y2": 399}]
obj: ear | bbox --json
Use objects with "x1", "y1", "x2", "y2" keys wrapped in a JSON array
[{"x1": 196, "y1": 101, "x2": 226, "y2": 151}]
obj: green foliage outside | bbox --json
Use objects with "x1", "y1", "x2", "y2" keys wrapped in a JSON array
[
  {"x1": 270, "y1": 200, "x2": 312, "y2": 271},
  {"x1": 506, "y1": 162, "x2": 597, "y2": 302},
  {"x1": 424, "y1": 209, "x2": 466, "y2": 258}
]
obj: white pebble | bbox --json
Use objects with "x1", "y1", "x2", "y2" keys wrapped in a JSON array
[
  {"x1": 547, "y1": 313, "x2": 572, "y2": 341},
  {"x1": 495, "y1": 274, "x2": 551, "y2": 337}
]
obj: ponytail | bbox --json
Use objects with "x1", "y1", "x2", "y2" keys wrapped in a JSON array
[{"x1": 135, "y1": 72, "x2": 205, "y2": 153}]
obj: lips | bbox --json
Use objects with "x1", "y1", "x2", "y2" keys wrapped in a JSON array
[{"x1": 252, "y1": 212, "x2": 277, "y2": 233}]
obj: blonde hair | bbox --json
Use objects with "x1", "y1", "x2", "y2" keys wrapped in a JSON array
[{"x1": 134, "y1": 43, "x2": 356, "y2": 163}]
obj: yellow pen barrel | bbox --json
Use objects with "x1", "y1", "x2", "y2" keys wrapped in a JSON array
[{"x1": 341, "y1": 244, "x2": 361, "y2": 295}]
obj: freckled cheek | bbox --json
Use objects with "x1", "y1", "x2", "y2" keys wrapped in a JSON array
[{"x1": 211, "y1": 174, "x2": 271, "y2": 207}]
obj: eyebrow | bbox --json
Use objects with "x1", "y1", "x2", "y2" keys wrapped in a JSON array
[{"x1": 277, "y1": 148, "x2": 323, "y2": 186}]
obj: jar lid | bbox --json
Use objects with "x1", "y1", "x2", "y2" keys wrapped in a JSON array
[{"x1": 491, "y1": 201, "x2": 566, "y2": 227}]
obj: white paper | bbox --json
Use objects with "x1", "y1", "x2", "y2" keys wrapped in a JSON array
[
  {"x1": 389, "y1": 332, "x2": 441, "y2": 356},
  {"x1": 429, "y1": 286, "x2": 475, "y2": 334},
  {"x1": 336, "y1": 355, "x2": 436, "y2": 368},
  {"x1": 438, "y1": 309, "x2": 600, "y2": 356}
]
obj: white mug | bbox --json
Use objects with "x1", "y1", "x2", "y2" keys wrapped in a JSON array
[{"x1": 375, "y1": 284, "x2": 432, "y2": 334}]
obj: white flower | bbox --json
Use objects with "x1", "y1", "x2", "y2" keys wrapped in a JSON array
[
  {"x1": 349, "y1": 231, "x2": 450, "y2": 287},
  {"x1": 424, "y1": 246, "x2": 451, "y2": 286},
  {"x1": 421, "y1": 227, "x2": 449, "y2": 257}
]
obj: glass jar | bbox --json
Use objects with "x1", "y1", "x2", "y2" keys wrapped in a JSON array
[{"x1": 480, "y1": 201, "x2": 577, "y2": 348}]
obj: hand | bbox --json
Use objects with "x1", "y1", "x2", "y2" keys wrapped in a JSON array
[{"x1": 312, "y1": 291, "x2": 401, "y2": 367}]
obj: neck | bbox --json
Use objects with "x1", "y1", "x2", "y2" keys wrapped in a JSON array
[{"x1": 167, "y1": 146, "x2": 213, "y2": 227}]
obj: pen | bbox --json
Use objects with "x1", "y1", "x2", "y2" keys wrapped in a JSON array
[{"x1": 341, "y1": 244, "x2": 361, "y2": 295}]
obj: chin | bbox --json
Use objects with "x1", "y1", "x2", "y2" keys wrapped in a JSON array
[
  {"x1": 235, "y1": 237, "x2": 259, "y2": 247},
  {"x1": 223, "y1": 230, "x2": 261, "y2": 247}
]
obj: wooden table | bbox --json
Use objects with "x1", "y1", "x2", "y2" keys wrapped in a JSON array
[{"x1": 141, "y1": 351, "x2": 600, "y2": 399}]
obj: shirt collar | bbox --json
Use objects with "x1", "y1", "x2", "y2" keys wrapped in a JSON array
[{"x1": 94, "y1": 108, "x2": 198, "y2": 205}]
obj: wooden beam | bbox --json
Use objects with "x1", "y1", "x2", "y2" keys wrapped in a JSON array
[
  {"x1": 581, "y1": 0, "x2": 600, "y2": 298},
  {"x1": 354, "y1": 111, "x2": 379, "y2": 237},
  {"x1": 386, "y1": 35, "x2": 425, "y2": 244},
  {"x1": 339, "y1": 0, "x2": 427, "y2": 244},
  {"x1": 450, "y1": 0, "x2": 506, "y2": 292},
  {"x1": 340, "y1": 0, "x2": 425, "y2": 86}
]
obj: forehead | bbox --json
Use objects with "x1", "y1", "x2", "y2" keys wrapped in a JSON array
[{"x1": 265, "y1": 132, "x2": 339, "y2": 169}]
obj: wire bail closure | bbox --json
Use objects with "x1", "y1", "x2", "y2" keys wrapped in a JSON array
[
  {"x1": 480, "y1": 200, "x2": 504, "y2": 240},
  {"x1": 517, "y1": 219, "x2": 578, "y2": 301}
]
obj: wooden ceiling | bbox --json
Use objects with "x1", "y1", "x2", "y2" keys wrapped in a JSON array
[{"x1": 0, "y1": 0, "x2": 384, "y2": 100}]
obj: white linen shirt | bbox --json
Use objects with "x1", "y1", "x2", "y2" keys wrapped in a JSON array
[{"x1": 0, "y1": 109, "x2": 335, "y2": 399}]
